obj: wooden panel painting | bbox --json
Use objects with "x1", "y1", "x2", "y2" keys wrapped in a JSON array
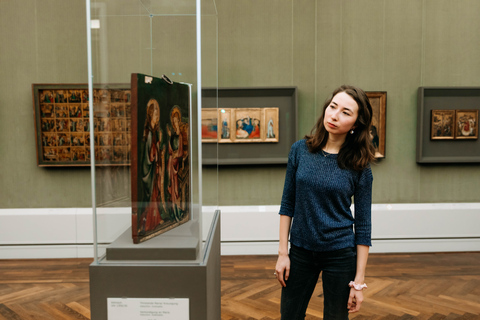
[
  {"x1": 201, "y1": 107, "x2": 279, "y2": 143},
  {"x1": 264, "y1": 107, "x2": 279, "y2": 142},
  {"x1": 131, "y1": 74, "x2": 191, "y2": 244},
  {"x1": 429, "y1": 109, "x2": 478, "y2": 140},
  {"x1": 234, "y1": 108, "x2": 262, "y2": 142},
  {"x1": 201, "y1": 108, "x2": 218, "y2": 142},
  {"x1": 366, "y1": 92, "x2": 387, "y2": 158},
  {"x1": 431, "y1": 110, "x2": 455, "y2": 140},
  {"x1": 32, "y1": 84, "x2": 131, "y2": 166},
  {"x1": 455, "y1": 110, "x2": 478, "y2": 139},
  {"x1": 219, "y1": 108, "x2": 233, "y2": 143}
]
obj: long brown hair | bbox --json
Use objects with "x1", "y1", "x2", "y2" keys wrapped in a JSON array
[
  {"x1": 144, "y1": 99, "x2": 160, "y2": 140},
  {"x1": 305, "y1": 85, "x2": 376, "y2": 171}
]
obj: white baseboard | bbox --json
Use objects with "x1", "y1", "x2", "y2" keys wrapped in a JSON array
[
  {"x1": 0, "y1": 245, "x2": 101, "y2": 259},
  {"x1": 1, "y1": 204, "x2": 479, "y2": 259},
  {"x1": 370, "y1": 238, "x2": 480, "y2": 253}
]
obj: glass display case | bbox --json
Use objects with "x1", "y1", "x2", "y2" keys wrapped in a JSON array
[
  {"x1": 87, "y1": 0, "x2": 218, "y2": 263},
  {"x1": 86, "y1": 1, "x2": 220, "y2": 319}
]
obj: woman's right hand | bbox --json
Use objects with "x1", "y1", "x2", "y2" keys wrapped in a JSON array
[{"x1": 275, "y1": 253, "x2": 290, "y2": 287}]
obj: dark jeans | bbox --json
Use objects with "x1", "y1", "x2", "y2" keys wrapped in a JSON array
[{"x1": 280, "y1": 245, "x2": 356, "y2": 320}]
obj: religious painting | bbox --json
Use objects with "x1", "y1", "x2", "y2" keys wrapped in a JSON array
[
  {"x1": 455, "y1": 110, "x2": 478, "y2": 140},
  {"x1": 263, "y1": 108, "x2": 279, "y2": 142},
  {"x1": 200, "y1": 107, "x2": 280, "y2": 143},
  {"x1": 431, "y1": 110, "x2": 455, "y2": 140},
  {"x1": 32, "y1": 84, "x2": 131, "y2": 167},
  {"x1": 234, "y1": 108, "x2": 262, "y2": 142},
  {"x1": 366, "y1": 92, "x2": 387, "y2": 158},
  {"x1": 131, "y1": 73, "x2": 191, "y2": 244},
  {"x1": 219, "y1": 108, "x2": 234, "y2": 143},
  {"x1": 201, "y1": 108, "x2": 218, "y2": 142},
  {"x1": 71, "y1": 147, "x2": 86, "y2": 161}
]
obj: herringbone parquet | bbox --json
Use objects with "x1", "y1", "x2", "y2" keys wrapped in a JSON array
[
  {"x1": 0, "y1": 252, "x2": 479, "y2": 319},
  {"x1": 0, "y1": 259, "x2": 91, "y2": 319},
  {"x1": 221, "y1": 253, "x2": 480, "y2": 320}
]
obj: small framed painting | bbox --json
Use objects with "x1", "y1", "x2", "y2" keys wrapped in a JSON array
[
  {"x1": 263, "y1": 108, "x2": 279, "y2": 142},
  {"x1": 366, "y1": 92, "x2": 387, "y2": 158},
  {"x1": 431, "y1": 110, "x2": 455, "y2": 140},
  {"x1": 234, "y1": 108, "x2": 262, "y2": 142},
  {"x1": 219, "y1": 108, "x2": 234, "y2": 143},
  {"x1": 201, "y1": 108, "x2": 219, "y2": 142},
  {"x1": 455, "y1": 110, "x2": 478, "y2": 139}
]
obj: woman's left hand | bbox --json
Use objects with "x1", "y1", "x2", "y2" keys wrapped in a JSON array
[{"x1": 347, "y1": 288, "x2": 364, "y2": 313}]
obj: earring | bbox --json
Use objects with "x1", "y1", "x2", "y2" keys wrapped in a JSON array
[{"x1": 350, "y1": 129, "x2": 354, "y2": 134}]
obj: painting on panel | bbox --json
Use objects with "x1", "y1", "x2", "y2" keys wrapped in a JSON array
[
  {"x1": 366, "y1": 92, "x2": 387, "y2": 158},
  {"x1": 201, "y1": 108, "x2": 218, "y2": 142},
  {"x1": 32, "y1": 84, "x2": 131, "y2": 166},
  {"x1": 455, "y1": 110, "x2": 478, "y2": 139},
  {"x1": 219, "y1": 108, "x2": 234, "y2": 143},
  {"x1": 431, "y1": 110, "x2": 455, "y2": 140},
  {"x1": 263, "y1": 108, "x2": 279, "y2": 142},
  {"x1": 131, "y1": 73, "x2": 191, "y2": 244},
  {"x1": 234, "y1": 108, "x2": 262, "y2": 142}
]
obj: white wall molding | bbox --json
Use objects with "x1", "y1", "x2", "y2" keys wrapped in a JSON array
[{"x1": 0, "y1": 203, "x2": 479, "y2": 258}]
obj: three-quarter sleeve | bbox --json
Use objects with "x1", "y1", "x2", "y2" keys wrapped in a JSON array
[
  {"x1": 278, "y1": 143, "x2": 298, "y2": 217},
  {"x1": 353, "y1": 166, "x2": 373, "y2": 246}
]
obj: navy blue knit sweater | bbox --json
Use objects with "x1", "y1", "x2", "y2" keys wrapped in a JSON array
[{"x1": 279, "y1": 139, "x2": 373, "y2": 252}]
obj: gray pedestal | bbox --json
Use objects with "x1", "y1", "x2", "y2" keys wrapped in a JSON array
[
  {"x1": 106, "y1": 220, "x2": 200, "y2": 261},
  {"x1": 89, "y1": 211, "x2": 221, "y2": 320}
]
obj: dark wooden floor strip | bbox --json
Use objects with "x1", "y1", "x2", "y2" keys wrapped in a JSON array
[{"x1": 0, "y1": 304, "x2": 22, "y2": 320}]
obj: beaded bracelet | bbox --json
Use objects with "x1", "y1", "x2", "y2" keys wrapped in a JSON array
[{"x1": 349, "y1": 281, "x2": 367, "y2": 291}]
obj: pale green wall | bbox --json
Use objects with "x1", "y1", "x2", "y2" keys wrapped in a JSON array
[
  {"x1": 207, "y1": 0, "x2": 480, "y2": 205},
  {"x1": 0, "y1": 0, "x2": 90, "y2": 208},
  {"x1": 1, "y1": 0, "x2": 479, "y2": 208}
]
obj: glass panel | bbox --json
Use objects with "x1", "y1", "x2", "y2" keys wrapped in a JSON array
[{"x1": 88, "y1": 0, "x2": 218, "y2": 265}]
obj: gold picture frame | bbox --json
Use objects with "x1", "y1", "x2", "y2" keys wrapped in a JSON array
[
  {"x1": 366, "y1": 92, "x2": 387, "y2": 158},
  {"x1": 33, "y1": 83, "x2": 131, "y2": 167},
  {"x1": 263, "y1": 107, "x2": 279, "y2": 142},
  {"x1": 431, "y1": 110, "x2": 455, "y2": 140},
  {"x1": 234, "y1": 108, "x2": 262, "y2": 142},
  {"x1": 455, "y1": 110, "x2": 478, "y2": 139},
  {"x1": 200, "y1": 107, "x2": 280, "y2": 143},
  {"x1": 218, "y1": 108, "x2": 234, "y2": 143},
  {"x1": 201, "y1": 108, "x2": 219, "y2": 143}
]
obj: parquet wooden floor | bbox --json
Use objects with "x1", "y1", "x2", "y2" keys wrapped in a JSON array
[
  {"x1": 221, "y1": 253, "x2": 480, "y2": 320},
  {"x1": 0, "y1": 252, "x2": 479, "y2": 319}
]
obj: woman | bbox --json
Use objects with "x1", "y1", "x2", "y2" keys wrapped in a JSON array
[{"x1": 275, "y1": 85, "x2": 375, "y2": 319}]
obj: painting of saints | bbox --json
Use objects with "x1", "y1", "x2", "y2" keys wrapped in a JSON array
[
  {"x1": 267, "y1": 117, "x2": 275, "y2": 138},
  {"x1": 222, "y1": 116, "x2": 230, "y2": 139},
  {"x1": 455, "y1": 110, "x2": 478, "y2": 139},
  {"x1": 130, "y1": 73, "x2": 191, "y2": 243},
  {"x1": 431, "y1": 110, "x2": 455, "y2": 140},
  {"x1": 167, "y1": 106, "x2": 188, "y2": 222},
  {"x1": 236, "y1": 120, "x2": 249, "y2": 138},
  {"x1": 236, "y1": 116, "x2": 261, "y2": 139},
  {"x1": 250, "y1": 119, "x2": 260, "y2": 138},
  {"x1": 138, "y1": 99, "x2": 166, "y2": 234}
]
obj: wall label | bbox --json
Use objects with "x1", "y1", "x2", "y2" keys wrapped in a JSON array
[{"x1": 107, "y1": 298, "x2": 189, "y2": 320}]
